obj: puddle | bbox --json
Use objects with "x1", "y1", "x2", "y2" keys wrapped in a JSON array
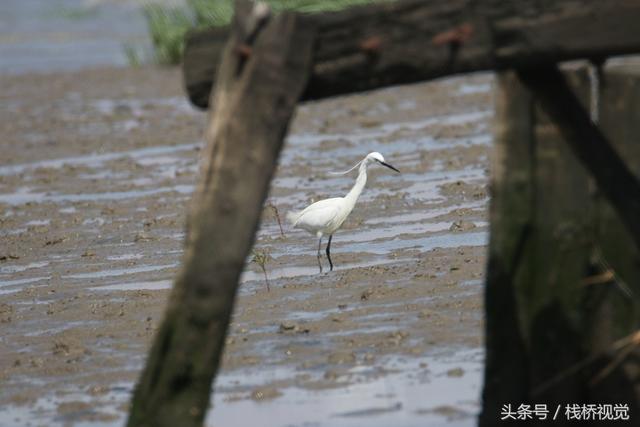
[
  {"x1": 0, "y1": 261, "x2": 50, "y2": 274},
  {"x1": 342, "y1": 222, "x2": 454, "y2": 242},
  {"x1": 0, "y1": 185, "x2": 194, "y2": 205},
  {"x1": 92, "y1": 279, "x2": 173, "y2": 292},
  {"x1": 91, "y1": 97, "x2": 193, "y2": 117},
  {"x1": 105, "y1": 253, "x2": 143, "y2": 262},
  {"x1": 0, "y1": 275, "x2": 51, "y2": 287},
  {"x1": 63, "y1": 263, "x2": 178, "y2": 280},
  {"x1": 23, "y1": 320, "x2": 101, "y2": 338},
  {"x1": 457, "y1": 83, "x2": 492, "y2": 95},
  {"x1": 397, "y1": 168, "x2": 486, "y2": 202},
  {"x1": 340, "y1": 231, "x2": 488, "y2": 255},
  {"x1": 24, "y1": 219, "x2": 51, "y2": 226},
  {"x1": 0, "y1": 142, "x2": 200, "y2": 177},
  {"x1": 1, "y1": 228, "x2": 28, "y2": 236},
  {"x1": 0, "y1": 384, "x2": 130, "y2": 427},
  {"x1": 240, "y1": 257, "x2": 395, "y2": 285},
  {"x1": 286, "y1": 110, "x2": 491, "y2": 148},
  {"x1": 325, "y1": 323, "x2": 409, "y2": 338},
  {"x1": 367, "y1": 201, "x2": 486, "y2": 225},
  {"x1": 0, "y1": 275, "x2": 51, "y2": 295},
  {"x1": 460, "y1": 279, "x2": 483, "y2": 287}
]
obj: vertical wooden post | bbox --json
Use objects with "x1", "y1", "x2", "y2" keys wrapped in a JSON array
[
  {"x1": 480, "y1": 72, "x2": 533, "y2": 425},
  {"x1": 482, "y1": 68, "x2": 640, "y2": 426},
  {"x1": 126, "y1": 3, "x2": 315, "y2": 426}
]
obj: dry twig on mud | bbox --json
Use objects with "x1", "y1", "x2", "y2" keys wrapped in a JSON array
[
  {"x1": 533, "y1": 329, "x2": 640, "y2": 396},
  {"x1": 268, "y1": 202, "x2": 285, "y2": 237}
]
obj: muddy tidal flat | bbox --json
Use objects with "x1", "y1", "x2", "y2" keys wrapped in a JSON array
[{"x1": 0, "y1": 66, "x2": 493, "y2": 426}]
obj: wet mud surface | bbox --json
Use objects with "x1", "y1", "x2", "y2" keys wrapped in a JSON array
[{"x1": 0, "y1": 66, "x2": 493, "y2": 426}]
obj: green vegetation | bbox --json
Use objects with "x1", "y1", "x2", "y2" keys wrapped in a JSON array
[
  {"x1": 142, "y1": 3, "x2": 193, "y2": 65},
  {"x1": 123, "y1": 42, "x2": 144, "y2": 67},
  {"x1": 54, "y1": 5, "x2": 99, "y2": 20},
  {"x1": 251, "y1": 248, "x2": 272, "y2": 292},
  {"x1": 137, "y1": 0, "x2": 385, "y2": 65}
]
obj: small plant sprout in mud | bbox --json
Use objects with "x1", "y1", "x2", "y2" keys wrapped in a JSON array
[
  {"x1": 287, "y1": 152, "x2": 400, "y2": 274},
  {"x1": 251, "y1": 248, "x2": 272, "y2": 292}
]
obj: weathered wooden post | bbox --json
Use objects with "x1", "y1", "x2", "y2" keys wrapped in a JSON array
[
  {"x1": 481, "y1": 68, "x2": 640, "y2": 425},
  {"x1": 126, "y1": 2, "x2": 314, "y2": 426}
]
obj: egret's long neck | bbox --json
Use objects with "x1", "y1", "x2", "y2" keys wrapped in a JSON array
[{"x1": 344, "y1": 161, "x2": 368, "y2": 209}]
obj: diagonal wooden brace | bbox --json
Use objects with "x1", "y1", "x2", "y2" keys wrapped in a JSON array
[{"x1": 517, "y1": 66, "x2": 640, "y2": 250}]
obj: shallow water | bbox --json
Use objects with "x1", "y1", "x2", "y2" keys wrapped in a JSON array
[
  {"x1": 208, "y1": 349, "x2": 483, "y2": 427},
  {"x1": 0, "y1": 0, "x2": 148, "y2": 74},
  {"x1": 0, "y1": 349, "x2": 482, "y2": 427},
  {"x1": 0, "y1": 141, "x2": 200, "y2": 177},
  {"x1": 0, "y1": 62, "x2": 493, "y2": 426}
]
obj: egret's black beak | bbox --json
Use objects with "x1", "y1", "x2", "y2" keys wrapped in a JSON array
[{"x1": 380, "y1": 161, "x2": 400, "y2": 173}]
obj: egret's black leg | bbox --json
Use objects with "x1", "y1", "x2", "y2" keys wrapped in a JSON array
[
  {"x1": 326, "y1": 234, "x2": 334, "y2": 271},
  {"x1": 317, "y1": 237, "x2": 323, "y2": 274}
]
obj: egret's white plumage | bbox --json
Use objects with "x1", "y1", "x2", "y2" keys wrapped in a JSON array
[{"x1": 288, "y1": 152, "x2": 400, "y2": 272}]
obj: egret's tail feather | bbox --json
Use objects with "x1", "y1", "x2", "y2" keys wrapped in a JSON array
[{"x1": 286, "y1": 210, "x2": 301, "y2": 226}]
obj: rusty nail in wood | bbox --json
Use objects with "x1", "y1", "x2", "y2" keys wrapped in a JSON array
[
  {"x1": 237, "y1": 44, "x2": 253, "y2": 59},
  {"x1": 360, "y1": 36, "x2": 383, "y2": 53},
  {"x1": 432, "y1": 23, "x2": 474, "y2": 46}
]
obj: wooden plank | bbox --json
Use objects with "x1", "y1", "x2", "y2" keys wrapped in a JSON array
[
  {"x1": 517, "y1": 66, "x2": 640, "y2": 251},
  {"x1": 126, "y1": 2, "x2": 315, "y2": 426},
  {"x1": 183, "y1": 0, "x2": 640, "y2": 108}
]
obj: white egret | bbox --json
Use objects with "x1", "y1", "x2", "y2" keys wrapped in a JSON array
[{"x1": 287, "y1": 152, "x2": 400, "y2": 273}]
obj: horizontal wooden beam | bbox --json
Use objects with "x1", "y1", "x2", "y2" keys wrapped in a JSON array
[
  {"x1": 183, "y1": 0, "x2": 640, "y2": 108},
  {"x1": 517, "y1": 66, "x2": 640, "y2": 250}
]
